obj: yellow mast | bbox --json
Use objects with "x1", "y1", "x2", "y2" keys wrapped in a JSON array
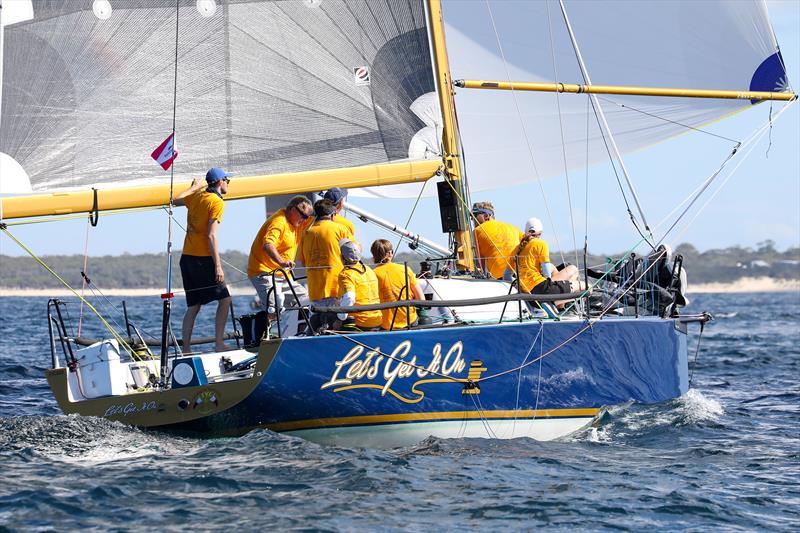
[
  {"x1": 455, "y1": 79, "x2": 798, "y2": 101},
  {"x1": 427, "y1": 0, "x2": 474, "y2": 271},
  {"x1": 0, "y1": 159, "x2": 440, "y2": 220}
]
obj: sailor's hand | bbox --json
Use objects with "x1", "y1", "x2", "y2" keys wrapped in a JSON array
[
  {"x1": 215, "y1": 265, "x2": 225, "y2": 284},
  {"x1": 332, "y1": 319, "x2": 342, "y2": 330},
  {"x1": 280, "y1": 259, "x2": 295, "y2": 269}
]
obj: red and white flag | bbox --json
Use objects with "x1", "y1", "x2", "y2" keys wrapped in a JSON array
[{"x1": 151, "y1": 133, "x2": 178, "y2": 170}]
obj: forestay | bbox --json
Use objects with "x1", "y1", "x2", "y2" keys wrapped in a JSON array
[
  {"x1": 0, "y1": 0, "x2": 441, "y2": 195},
  {"x1": 355, "y1": 0, "x2": 790, "y2": 198}
]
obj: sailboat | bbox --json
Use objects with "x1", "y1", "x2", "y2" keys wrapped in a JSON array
[{"x1": 0, "y1": 0, "x2": 794, "y2": 448}]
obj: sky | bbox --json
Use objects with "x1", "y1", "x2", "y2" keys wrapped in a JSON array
[{"x1": 1, "y1": 0, "x2": 798, "y2": 262}]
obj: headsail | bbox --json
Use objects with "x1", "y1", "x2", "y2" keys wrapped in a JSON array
[
  {"x1": 355, "y1": 0, "x2": 791, "y2": 198},
  {"x1": 0, "y1": 0, "x2": 441, "y2": 200}
]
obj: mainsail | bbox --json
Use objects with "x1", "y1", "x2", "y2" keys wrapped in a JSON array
[
  {"x1": 355, "y1": 0, "x2": 791, "y2": 198},
  {"x1": 0, "y1": 0, "x2": 441, "y2": 200}
]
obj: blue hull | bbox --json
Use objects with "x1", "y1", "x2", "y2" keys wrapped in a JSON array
[{"x1": 185, "y1": 317, "x2": 688, "y2": 443}]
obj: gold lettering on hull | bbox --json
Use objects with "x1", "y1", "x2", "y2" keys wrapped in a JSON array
[{"x1": 320, "y1": 341, "x2": 473, "y2": 404}]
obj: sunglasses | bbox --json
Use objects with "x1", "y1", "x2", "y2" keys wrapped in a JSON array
[
  {"x1": 293, "y1": 206, "x2": 311, "y2": 220},
  {"x1": 222, "y1": 177, "x2": 230, "y2": 183}
]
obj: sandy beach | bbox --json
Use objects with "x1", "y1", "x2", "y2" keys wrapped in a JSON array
[{"x1": 1, "y1": 277, "x2": 797, "y2": 297}]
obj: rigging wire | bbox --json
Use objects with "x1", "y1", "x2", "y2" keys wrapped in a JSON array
[
  {"x1": 545, "y1": 0, "x2": 580, "y2": 268},
  {"x1": 393, "y1": 179, "x2": 429, "y2": 254},
  {"x1": 595, "y1": 96, "x2": 742, "y2": 145},
  {"x1": 0, "y1": 226, "x2": 138, "y2": 360},
  {"x1": 556, "y1": 0, "x2": 655, "y2": 250},
  {"x1": 660, "y1": 102, "x2": 794, "y2": 246},
  {"x1": 164, "y1": 0, "x2": 181, "y2": 298},
  {"x1": 647, "y1": 101, "x2": 794, "y2": 246},
  {"x1": 483, "y1": 0, "x2": 568, "y2": 263},
  {"x1": 76, "y1": 218, "x2": 93, "y2": 337},
  {"x1": 583, "y1": 96, "x2": 591, "y2": 297},
  {"x1": 1, "y1": 206, "x2": 165, "y2": 227}
]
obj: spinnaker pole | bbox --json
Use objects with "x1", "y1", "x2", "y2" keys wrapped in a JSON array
[
  {"x1": 343, "y1": 201, "x2": 452, "y2": 257},
  {"x1": 453, "y1": 80, "x2": 797, "y2": 102},
  {"x1": 427, "y1": 0, "x2": 475, "y2": 272}
]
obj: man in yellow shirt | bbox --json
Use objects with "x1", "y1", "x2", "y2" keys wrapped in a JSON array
[
  {"x1": 335, "y1": 239, "x2": 382, "y2": 331},
  {"x1": 323, "y1": 187, "x2": 355, "y2": 236},
  {"x1": 371, "y1": 239, "x2": 425, "y2": 330},
  {"x1": 174, "y1": 167, "x2": 232, "y2": 353},
  {"x1": 297, "y1": 199, "x2": 352, "y2": 330},
  {"x1": 247, "y1": 195, "x2": 313, "y2": 319},
  {"x1": 472, "y1": 201, "x2": 524, "y2": 280},
  {"x1": 517, "y1": 217, "x2": 579, "y2": 295}
]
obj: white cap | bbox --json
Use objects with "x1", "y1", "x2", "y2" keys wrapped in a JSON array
[{"x1": 525, "y1": 217, "x2": 543, "y2": 234}]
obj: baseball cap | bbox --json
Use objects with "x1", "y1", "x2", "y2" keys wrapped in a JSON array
[
  {"x1": 339, "y1": 238, "x2": 361, "y2": 264},
  {"x1": 525, "y1": 217, "x2": 544, "y2": 234},
  {"x1": 206, "y1": 167, "x2": 232, "y2": 184},
  {"x1": 323, "y1": 187, "x2": 348, "y2": 204}
]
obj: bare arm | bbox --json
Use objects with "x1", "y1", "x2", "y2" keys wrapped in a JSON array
[
  {"x1": 174, "y1": 179, "x2": 205, "y2": 206},
  {"x1": 207, "y1": 219, "x2": 224, "y2": 283},
  {"x1": 411, "y1": 281, "x2": 425, "y2": 301},
  {"x1": 264, "y1": 243, "x2": 294, "y2": 269}
]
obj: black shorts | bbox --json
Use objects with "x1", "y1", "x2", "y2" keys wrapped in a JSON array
[
  {"x1": 531, "y1": 279, "x2": 572, "y2": 295},
  {"x1": 180, "y1": 255, "x2": 230, "y2": 307}
]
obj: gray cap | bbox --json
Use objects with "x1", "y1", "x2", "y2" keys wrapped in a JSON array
[{"x1": 339, "y1": 238, "x2": 361, "y2": 265}]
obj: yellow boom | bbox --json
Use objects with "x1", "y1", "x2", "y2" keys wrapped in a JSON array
[{"x1": 0, "y1": 159, "x2": 441, "y2": 220}]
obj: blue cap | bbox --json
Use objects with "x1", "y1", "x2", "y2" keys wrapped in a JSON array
[
  {"x1": 206, "y1": 167, "x2": 232, "y2": 184},
  {"x1": 323, "y1": 187, "x2": 348, "y2": 204},
  {"x1": 472, "y1": 207, "x2": 494, "y2": 217}
]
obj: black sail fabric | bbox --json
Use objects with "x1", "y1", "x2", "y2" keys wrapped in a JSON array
[{"x1": 0, "y1": 0, "x2": 437, "y2": 193}]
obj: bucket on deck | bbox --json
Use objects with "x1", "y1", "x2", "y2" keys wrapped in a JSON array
[{"x1": 238, "y1": 311, "x2": 268, "y2": 347}]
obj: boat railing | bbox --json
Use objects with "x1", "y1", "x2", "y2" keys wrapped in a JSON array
[
  {"x1": 308, "y1": 291, "x2": 585, "y2": 315},
  {"x1": 48, "y1": 299, "x2": 75, "y2": 369},
  {"x1": 270, "y1": 267, "x2": 315, "y2": 337}
]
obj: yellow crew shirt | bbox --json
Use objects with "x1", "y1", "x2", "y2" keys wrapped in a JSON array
[
  {"x1": 182, "y1": 191, "x2": 224, "y2": 256},
  {"x1": 474, "y1": 219, "x2": 524, "y2": 279},
  {"x1": 297, "y1": 219, "x2": 351, "y2": 301},
  {"x1": 518, "y1": 238, "x2": 550, "y2": 293},
  {"x1": 374, "y1": 262, "x2": 419, "y2": 330},
  {"x1": 335, "y1": 213, "x2": 355, "y2": 236},
  {"x1": 247, "y1": 208, "x2": 300, "y2": 278},
  {"x1": 295, "y1": 216, "x2": 351, "y2": 263},
  {"x1": 338, "y1": 262, "x2": 382, "y2": 328}
]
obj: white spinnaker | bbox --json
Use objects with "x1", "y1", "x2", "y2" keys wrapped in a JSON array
[{"x1": 352, "y1": 0, "x2": 788, "y2": 198}]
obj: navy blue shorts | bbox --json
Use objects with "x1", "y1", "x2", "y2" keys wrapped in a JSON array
[{"x1": 180, "y1": 255, "x2": 230, "y2": 307}]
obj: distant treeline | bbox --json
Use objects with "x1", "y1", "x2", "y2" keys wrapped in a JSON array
[{"x1": 1, "y1": 241, "x2": 798, "y2": 289}]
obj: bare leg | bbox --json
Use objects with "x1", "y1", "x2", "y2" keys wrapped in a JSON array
[
  {"x1": 215, "y1": 296, "x2": 232, "y2": 351},
  {"x1": 182, "y1": 304, "x2": 201, "y2": 353},
  {"x1": 552, "y1": 265, "x2": 581, "y2": 308},
  {"x1": 552, "y1": 264, "x2": 579, "y2": 283}
]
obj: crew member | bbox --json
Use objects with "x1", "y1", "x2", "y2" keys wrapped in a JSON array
[
  {"x1": 297, "y1": 199, "x2": 352, "y2": 315},
  {"x1": 174, "y1": 167, "x2": 233, "y2": 353},
  {"x1": 371, "y1": 239, "x2": 425, "y2": 330},
  {"x1": 472, "y1": 201, "x2": 524, "y2": 280},
  {"x1": 247, "y1": 195, "x2": 313, "y2": 318},
  {"x1": 517, "y1": 217, "x2": 579, "y2": 296},
  {"x1": 335, "y1": 239, "x2": 382, "y2": 331}
]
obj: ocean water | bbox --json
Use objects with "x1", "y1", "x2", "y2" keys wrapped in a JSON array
[{"x1": 1, "y1": 292, "x2": 798, "y2": 531}]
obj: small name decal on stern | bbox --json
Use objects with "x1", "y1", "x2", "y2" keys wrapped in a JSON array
[
  {"x1": 103, "y1": 400, "x2": 160, "y2": 418},
  {"x1": 321, "y1": 341, "x2": 473, "y2": 404}
]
